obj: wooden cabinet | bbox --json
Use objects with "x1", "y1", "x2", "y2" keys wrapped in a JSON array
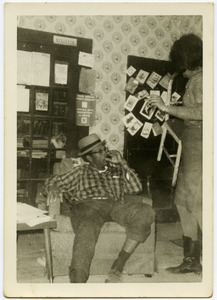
[{"x1": 17, "y1": 28, "x2": 92, "y2": 206}]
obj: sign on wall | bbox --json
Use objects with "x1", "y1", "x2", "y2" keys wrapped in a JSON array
[{"x1": 76, "y1": 94, "x2": 96, "y2": 126}]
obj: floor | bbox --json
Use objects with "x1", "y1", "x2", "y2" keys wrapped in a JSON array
[{"x1": 17, "y1": 221, "x2": 202, "y2": 284}]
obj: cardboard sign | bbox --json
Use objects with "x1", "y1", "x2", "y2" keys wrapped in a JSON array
[{"x1": 76, "y1": 94, "x2": 96, "y2": 126}]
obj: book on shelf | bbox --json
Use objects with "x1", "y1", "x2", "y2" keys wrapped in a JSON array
[
  {"x1": 32, "y1": 150, "x2": 47, "y2": 158},
  {"x1": 17, "y1": 150, "x2": 29, "y2": 157},
  {"x1": 32, "y1": 139, "x2": 48, "y2": 148}
]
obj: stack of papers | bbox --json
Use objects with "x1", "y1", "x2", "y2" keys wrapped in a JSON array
[{"x1": 17, "y1": 202, "x2": 51, "y2": 227}]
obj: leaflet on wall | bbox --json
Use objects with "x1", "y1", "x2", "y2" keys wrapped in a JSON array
[
  {"x1": 135, "y1": 69, "x2": 149, "y2": 84},
  {"x1": 78, "y1": 51, "x2": 94, "y2": 68},
  {"x1": 127, "y1": 118, "x2": 143, "y2": 136},
  {"x1": 32, "y1": 52, "x2": 50, "y2": 87},
  {"x1": 126, "y1": 66, "x2": 136, "y2": 77},
  {"x1": 140, "y1": 122, "x2": 153, "y2": 139},
  {"x1": 17, "y1": 86, "x2": 30, "y2": 112},
  {"x1": 124, "y1": 95, "x2": 139, "y2": 112},
  {"x1": 54, "y1": 62, "x2": 68, "y2": 85},
  {"x1": 17, "y1": 51, "x2": 50, "y2": 86},
  {"x1": 146, "y1": 71, "x2": 162, "y2": 89},
  {"x1": 17, "y1": 50, "x2": 32, "y2": 85}
]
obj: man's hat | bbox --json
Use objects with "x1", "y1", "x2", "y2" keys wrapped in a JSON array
[{"x1": 77, "y1": 133, "x2": 105, "y2": 156}]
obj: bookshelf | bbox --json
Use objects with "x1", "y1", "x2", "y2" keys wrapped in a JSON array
[{"x1": 17, "y1": 28, "x2": 92, "y2": 206}]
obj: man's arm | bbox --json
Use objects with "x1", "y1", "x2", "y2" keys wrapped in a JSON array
[
  {"x1": 106, "y1": 150, "x2": 142, "y2": 194},
  {"x1": 44, "y1": 167, "x2": 80, "y2": 194},
  {"x1": 120, "y1": 159, "x2": 143, "y2": 194}
]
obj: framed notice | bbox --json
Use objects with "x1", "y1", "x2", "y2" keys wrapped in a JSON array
[{"x1": 35, "y1": 92, "x2": 49, "y2": 111}]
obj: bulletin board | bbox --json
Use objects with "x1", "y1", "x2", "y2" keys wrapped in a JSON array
[{"x1": 123, "y1": 55, "x2": 187, "y2": 157}]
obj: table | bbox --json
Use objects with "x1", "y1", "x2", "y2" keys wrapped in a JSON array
[{"x1": 17, "y1": 219, "x2": 57, "y2": 283}]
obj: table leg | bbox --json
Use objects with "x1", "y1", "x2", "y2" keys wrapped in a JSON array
[{"x1": 43, "y1": 228, "x2": 54, "y2": 283}]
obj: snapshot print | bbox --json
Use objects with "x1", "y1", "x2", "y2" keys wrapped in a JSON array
[{"x1": 4, "y1": 2, "x2": 213, "y2": 298}]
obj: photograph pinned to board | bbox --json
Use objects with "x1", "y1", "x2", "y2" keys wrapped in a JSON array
[
  {"x1": 155, "y1": 109, "x2": 166, "y2": 122},
  {"x1": 127, "y1": 118, "x2": 143, "y2": 136},
  {"x1": 146, "y1": 71, "x2": 162, "y2": 89},
  {"x1": 135, "y1": 69, "x2": 150, "y2": 84},
  {"x1": 122, "y1": 112, "x2": 138, "y2": 128},
  {"x1": 161, "y1": 90, "x2": 168, "y2": 104},
  {"x1": 126, "y1": 65, "x2": 136, "y2": 77},
  {"x1": 125, "y1": 77, "x2": 139, "y2": 94},
  {"x1": 4, "y1": 2, "x2": 214, "y2": 299},
  {"x1": 136, "y1": 89, "x2": 149, "y2": 100},
  {"x1": 150, "y1": 90, "x2": 161, "y2": 96},
  {"x1": 159, "y1": 72, "x2": 172, "y2": 90},
  {"x1": 152, "y1": 121, "x2": 163, "y2": 136},
  {"x1": 124, "y1": 95, "x2": 139, "y2": 112},
  {"x1": 140, "y1": 99, "x2": 156, "y2": 120},
  {"x1": 140, "y1": 122, "x2": 153, "y2": 138},
  {"x1": 35, "y1": 92, "x2": 49, "y2": 111},
  {"x1": 171, "y1": 92, "x2": 181, "y2": 105}
]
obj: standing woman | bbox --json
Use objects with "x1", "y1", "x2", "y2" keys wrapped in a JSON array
[{"x1": 150, "y1": 33, "x2": 203, "y2": 274}]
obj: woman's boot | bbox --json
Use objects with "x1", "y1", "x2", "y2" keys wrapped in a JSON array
[{"x1": 166, "y1": 236, "x2": 202, "y2": 274}]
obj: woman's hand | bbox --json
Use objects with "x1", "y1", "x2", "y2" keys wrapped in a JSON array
[{"x1": 149, "y1": 95, "x2": 168, "y2": 112}]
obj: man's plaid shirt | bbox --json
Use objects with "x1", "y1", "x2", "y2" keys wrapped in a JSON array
[{"x1": 45, "y1": 162, "x2": 142, "y2": 204}]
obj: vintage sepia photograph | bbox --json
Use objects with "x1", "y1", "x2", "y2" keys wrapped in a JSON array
[{"x1": 4, "y1": 2, "x2": 214, "y2": 298}]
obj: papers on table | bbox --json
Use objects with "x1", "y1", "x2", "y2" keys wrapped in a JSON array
[{"x1": 17, "y1": 202, "x2": 51, "y2": 227}]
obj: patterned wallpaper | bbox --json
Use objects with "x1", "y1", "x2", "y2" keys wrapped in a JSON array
[{"x1": 17, "y1": 15, "x2": 202, "y2": 153}]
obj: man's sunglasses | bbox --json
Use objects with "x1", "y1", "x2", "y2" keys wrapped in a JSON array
[{"x1": 90, "y1": 147, "x2": 108, "y2": 155}]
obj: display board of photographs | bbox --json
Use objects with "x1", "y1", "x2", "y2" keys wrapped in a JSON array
[{"x1": 123, "y1": 56, "x2": 187, "y2": 140}]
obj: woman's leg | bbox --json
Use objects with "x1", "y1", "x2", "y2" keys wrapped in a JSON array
[{"x1": 166, "y1": 204, "x2": 202, "y2": 274}]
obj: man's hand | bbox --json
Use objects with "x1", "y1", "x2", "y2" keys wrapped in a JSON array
[{"x1": 105, "y1": 150, "x2": 126, "y2": 166}]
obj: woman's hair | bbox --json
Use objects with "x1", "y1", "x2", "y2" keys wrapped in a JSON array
[{"x1": 170, "y1": 34, "x2": 202, "y2": 72}]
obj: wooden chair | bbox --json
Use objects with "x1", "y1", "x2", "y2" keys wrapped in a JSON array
[
  {"x1": 157, "y1": 121, "x2": 182, "y2": 187},
  {"x1": 47, "y1": 158, "x2": 156, "y2": 280},
  {"x1": 157, "y1": 72, "x2": 182, "y2": 187}
]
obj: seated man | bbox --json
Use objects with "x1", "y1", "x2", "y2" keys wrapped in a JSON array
[{"x1": 45, "y1": 133, "x2": 155, "y2": 283}]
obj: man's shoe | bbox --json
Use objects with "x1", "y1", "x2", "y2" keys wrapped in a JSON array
[
  {"x1": 105, "y1": 270, "x2": 122, "y2": 283},
  {"x1": 69, "y1": 268, "x2": 88, "y2": 283}
]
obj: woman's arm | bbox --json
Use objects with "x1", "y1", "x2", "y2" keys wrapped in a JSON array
[{"x1": 165, "y1": 103, "x2": 202, "y2": 120}]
